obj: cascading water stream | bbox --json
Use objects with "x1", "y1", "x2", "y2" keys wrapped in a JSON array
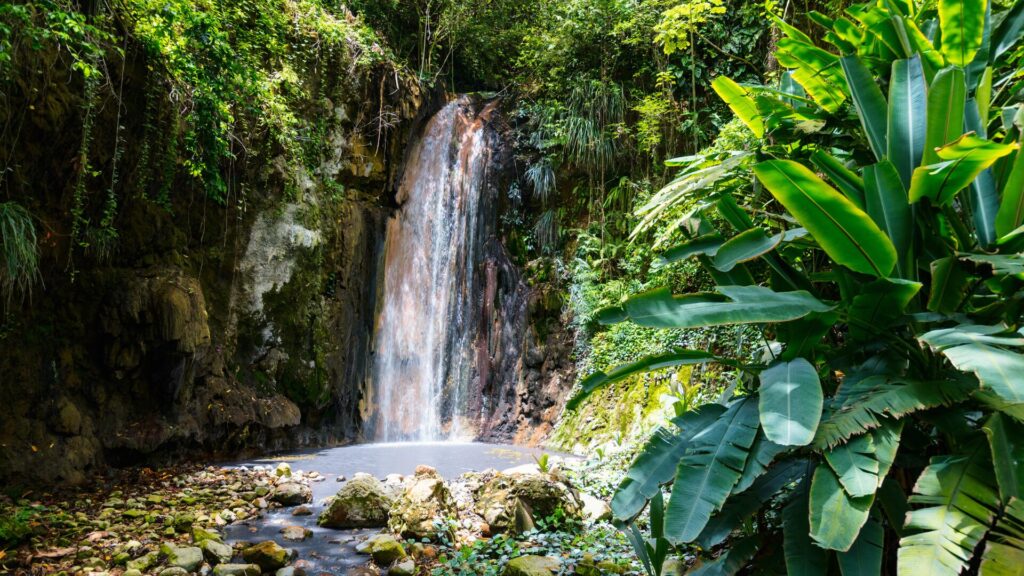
[{"x1": 368, "y1": 97, "x2": 493, "y2": 442}]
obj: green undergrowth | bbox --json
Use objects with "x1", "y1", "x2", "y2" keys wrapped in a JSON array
[{"x1": 429, "y1": 515, "x2": 638, "y2": 576}]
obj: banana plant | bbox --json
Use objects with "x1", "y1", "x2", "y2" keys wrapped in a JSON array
[{"x1": 570, "y1": 0, "x2": 1024, "y2": 573}]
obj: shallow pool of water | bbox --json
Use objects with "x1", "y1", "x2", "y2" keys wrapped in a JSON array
[{"x1": 223, "y1": 442, "x2": 560, "y2": 574}]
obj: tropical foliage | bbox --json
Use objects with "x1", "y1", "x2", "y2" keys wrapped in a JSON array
[{"x1": 571, "y1": 0, "x2": 1024, "y2": 572}]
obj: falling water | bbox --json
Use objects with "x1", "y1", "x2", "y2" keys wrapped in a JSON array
[{"x1": 368, "y1": 97, "x2": 494, "y2": 442}]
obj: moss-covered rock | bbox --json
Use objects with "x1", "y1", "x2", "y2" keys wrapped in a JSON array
[
  {"x1": 474, "y1": 472, "x2": 582, "y2": 534},
  {"x1": 503, "y1": 555, "x2": 560, "y2": 576},
  {"x1": 355, "y1": 533, "x2": 407, "y2": 565},
  {"x1": 241, "y1": 541, "x2": 291, "y2": 572},
  {"x1": 318, "y1": 475, "x2": 392, "y2": 528},
  {"x1": 549, "y1": 366, "x2": 691, "y2": 454},
  {"x1": 388, "y1": 467, "x2": 456, "y2": 540}
]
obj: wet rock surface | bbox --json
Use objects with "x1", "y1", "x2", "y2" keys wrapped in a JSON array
[
  {"x1": 317, "y1": 475, "x2": 393, "y2": 529},
  {"x1": 2, "y1": 443, "x2": 642, "y2": 575}
]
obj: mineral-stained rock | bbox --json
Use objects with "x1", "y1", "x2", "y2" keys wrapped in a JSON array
[
  {"x1": 318, "y1": 476, "x2": 391, "y2": 528},
  {"x1": 388, "y1": 467, "x2": 456, "y2": 540},
  {"x1": 503, "y1": 555, "x2": 560, "y2": 576},
  {"x1": 474, "y1": 473, "x2": 582, "y2": 534},
  {"x1": 241, "y1": 540, "x2": 292, "y2": 572},
  {"x1": 272, "y1": 482, "x2": 312, "y2": 506}
]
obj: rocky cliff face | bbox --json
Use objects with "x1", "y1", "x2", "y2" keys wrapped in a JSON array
[
  {"x1": 0, "y1": 30, "x2": 575, "y2": 485},
  {"x1": 0, "y1": 30, "x2": 433, "y2": 483}
]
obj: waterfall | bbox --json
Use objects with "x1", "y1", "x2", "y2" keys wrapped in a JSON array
[{"x1": 367, "y1": 97, "x2": 495, "y2": 442}]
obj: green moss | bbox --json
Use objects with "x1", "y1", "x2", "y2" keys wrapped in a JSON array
[{"x1": 549, "y1": 366, "x2": 691, "y2": 453}]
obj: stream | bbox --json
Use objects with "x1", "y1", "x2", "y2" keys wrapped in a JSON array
[{"x1": 223, "y1": 442, "x2": 557, "y2": 573}]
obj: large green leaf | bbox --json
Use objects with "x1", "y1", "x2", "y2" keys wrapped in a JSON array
[
  {"x1": 733, "y1": 432, "x2": 788, "y2": 494},
  {"x1": 841, "y1": 55, "x2": 889, "y2": 161},
  {"x1": 784, "y1": 481, "x2": 830, "y2": 576},
  {"x1": 825, "y1": 420, "x2": 902, "y2": 499},
  {"x1": 759, "y1": 358, "x2": 823, "y2": 446},
  {"x1": 983, "y1": 413, "x2": 1024, "y2": 502},
  {"x1": 825, "y1": 434, "x2": 881, "y2": 498},
  {"x1": 888, "y1": 56, "x2": 928, "y2": 188},
  {"x1": 847, "y1": 277, "x2": 922, "y2": 342},
  {"x1": 863, "y1": 160, "x2": 913, "y2": 278},
  {"x1": 776, "y1": 37, "x2": 849, "y2": 113},
  {"x1": 688, "y1": 535, "x2": 759, "y2": 576},
  {"x1": 809, "y1": 464, "x2": 874, "y2": 551},
  {"x1": 567, "y1": 350, "x2": 727, "y2": 410},
  {"x1": 657, "y1": 233, "x2": 724, "y2": 265},
  {"x1": 898, "y1": 446, "x2": 999, "y2": 576},
  {"x1": 811, "y1": 150, "x2": 866, "y2": 208},
  {"x1": 754, "y1": 160, "x2": 898, "y2": 277},
  {"x1": 992, "y1": 0, "x2": 1024, "y2": 60},
  {"x1": 665, "y1": 397, "x2": 760, "y2": 544},
  {"x1": 607, "y1": 285, "x2": 833, "y2": 330},
  {"x1": 994, "y1": 136, "x2": 1024, "y2": 237},
  {"x1": 909, "y1": 134, "x2": 1017, "y2": 205},
  {"x1": 712, "y1": 77, "x2": 765, "y2": 138},
  {"x1": 920, "y1": 323, "x2": 1024, "y2": 349},
  {"x1": 928, "y1": 256, "x2": 971, "y2": 314},
  {"x1": 873, "y1": 419, "x2": 903, "y2": 486},
  {"x1": 814, "y1": 376, "x2": 975, "y2": 448},
  {"x1": 924, "y1": 67, "x2": 968, "y2": 165},
  {"x1": 838, "y1": 518, "x2": 885, "y2": 576},
  {"x1": 939, "y1": 343, "x2": 1024, "y2": 418},
  {"x1": 611, "y1": 404, "x2": 728, "y2": 521},
  {"x1": 697, "y1": 458, "x2": 806, "y2": 548},
  {"x1": 939, "y1": 0, "x2": 988, "y2": 66},
  {"x1": 981, "y1": 497, "x2": 1024, "y2": 575},
  {"x1": 959, "y1": 252, "x2": 1024, "y2": 279},
  {"x1": 966, "y1": 99, "x2": 1001, "y2": 247},
  {"x1": 712, "y1": 228, "x2": 783, "y2": 272},
  {"x1": 921, "y1": 325, "x2": 1024, "y2": 416}
]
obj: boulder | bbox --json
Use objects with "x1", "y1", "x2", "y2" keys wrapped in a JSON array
[
  {"x1": 276, "y1": 567, "x2": 308, "y2": 576},
  {"x1": 662, "y1": 557, "x2": 686, "y2": 575},
  {"x1": 390, "y1": 558, "x2": 416, "y2": 576},
  {"x1": 355, "y1": 534, "x2": 406, "y2": 565},
  {"x1": 126, "y1": 551, "x2": 159, "y2": 572},
  {"x1": 577, "y1": 553, "x2": 628, "y2": 575},
  {"x1": 580, "y1": 493, "x2": 612, "y2": 523},
  {"x1": 159, "y1": 568, "x2": 189, "y2": 576},
  {"x1": 192, "y1": 526, "x2": 223, "y2": 544},
  {"x1": 388, "y1": 467, "x2": 456, "y2": 540},
  {"x1": 201, "y1": 539, "x2": 234, "y2": 565},
  {"x1": 213, "y1": 565, "x2": 262, "y2": 576},
  {"x1": 291, "y1": 505, "x2": 313, "y2": 516},
  {"x1": 272, "y1": 482, "x2": 312, "y2": 506},
  {"x1": 160, "y1": 544, "x2": 204, "y2": 572},
  {"x1": 280, "y1": 525, "x2": 312, "y2": 542},
  {"x1": 242, "y1": 541, "x2": 292, "y2": 572},
  {"x1": 318, "y1": 476, "x2": 392, "y2": 528},
  {"x1": 474, "y1": 473, "x2": 582, "y2": 534},
  {"x1": 276, "y1": 463, "x2": 293, "y2": 477},
  {"x1": 503, "y1": 555, "x2": 560, "y2": 576}
]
